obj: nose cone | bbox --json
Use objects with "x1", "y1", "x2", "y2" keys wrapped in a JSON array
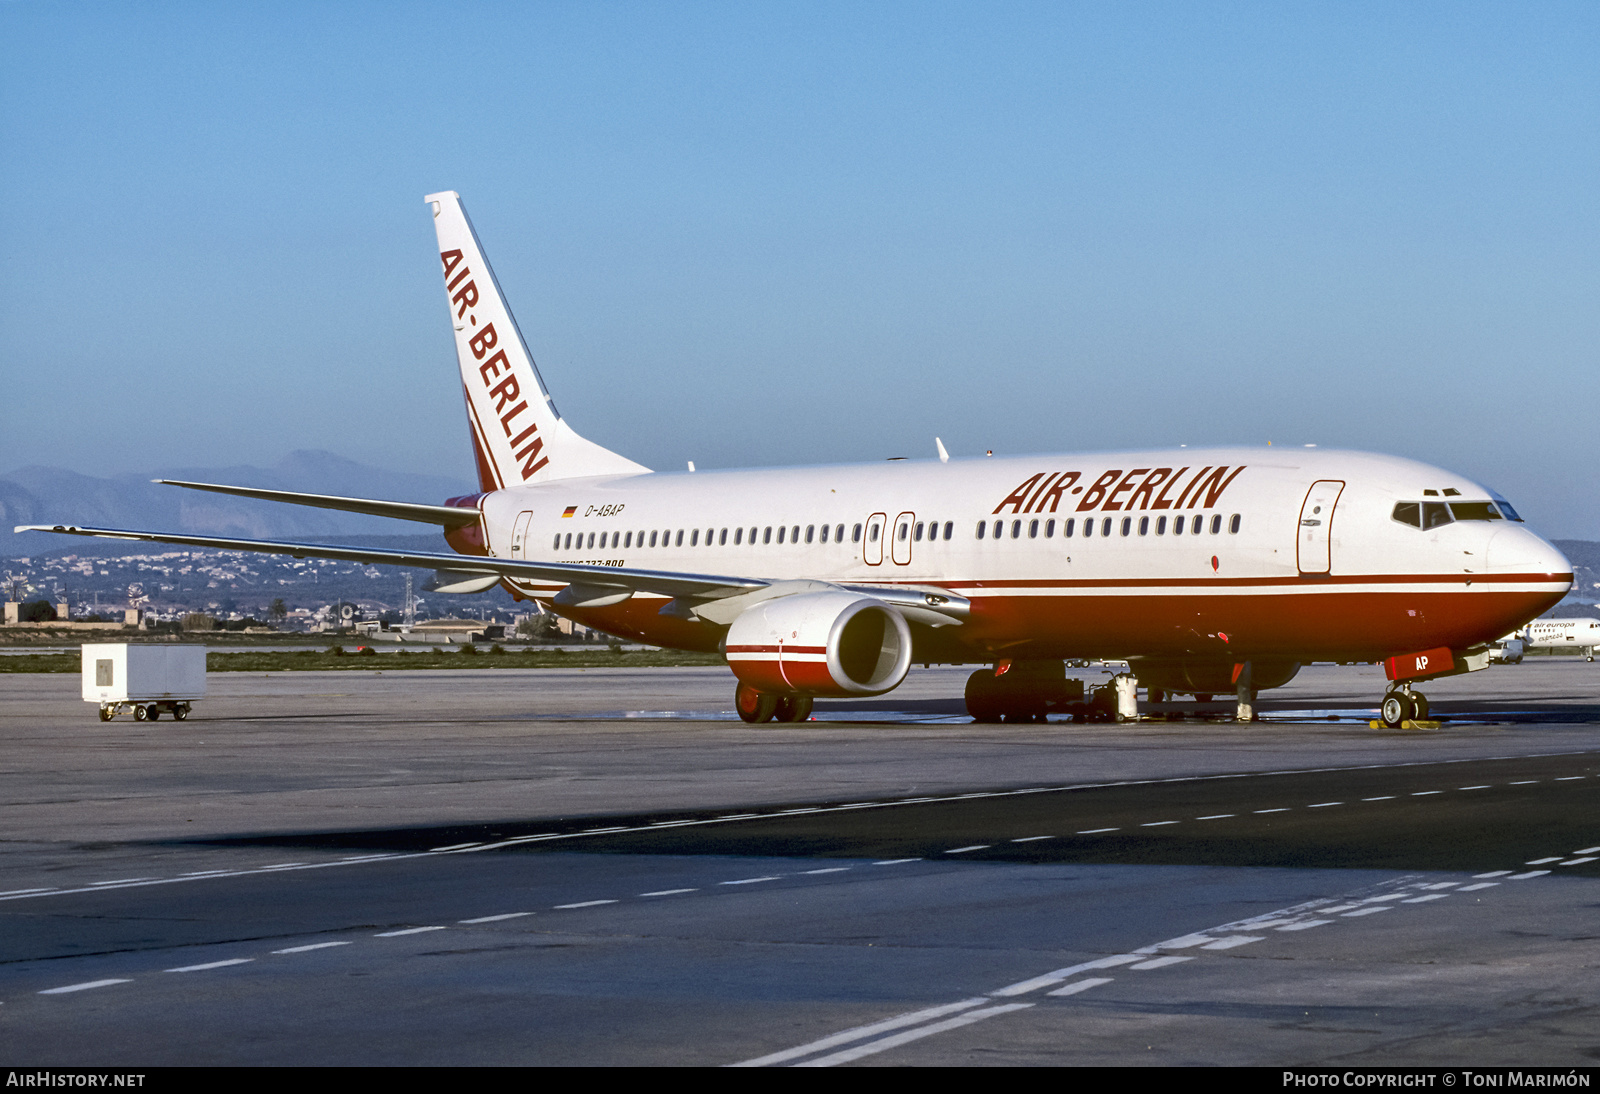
[{"x1": 1487, "y1": 525, "x2": 1572, "y2": 585}]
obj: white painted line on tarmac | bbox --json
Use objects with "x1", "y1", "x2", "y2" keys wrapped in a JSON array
[
  {"x1": 1253, "y1": 808, "x2": 1289, "y2": 814},
  {"x1": 1276, "y1": 919, "x2": 1333, "y2": 931},
  {"x1": 1201, "y1": 936, "x2": 1264, "y2": 950},
  {"x1": 1341, "y1": 907, "x2": 1390, "y2": 917},
  {"x1": 554, "y1": 900, "x2": 618, "y2": 908},
  {"x1": 1525, "y1": 857, "x2": 1562, "y2": 864},
  {"x1": 1401, "y1": 894, "x2": 1449, "y2": 904},
  {"x1": 1575, "y1": 846, "x2": 1600, "y2": 855},
  {"x1": 1362, "y1": 796, "x2": 1396, "y2": 801},
  {"x1": 802, "y1": 868, "x2": 850, "y2": 875},
  {"x1": 1077, "y1": 828, "x2": 1119, "y2": 834},
  {"x1": 1046, "y1": 976, "x2": 1114, "y2": 997},
  {"x1": 730, "y1": 998, "x2": 992, "y2": 1067},
  {"x1": 1458, "y1": 786, "x2": 1491, "y2": 791},
  {"x1": 1458, "y1": 883, "x2": 1499, "y2": 892},
  {"x1": 873, "y1": 858, "x2": 921, "y2": 865},
  {"x1": 944, "y1": 845, "x2": 990, "y2": 853},
  {"x1": 1196, "y1": 814, "x2": 1234, "y2": 820},
  {"x1": 1140, "y1": 821, "x2": 1178, "y2": 828},
  {"x1": 258, "y1": 863, "x2": 304, "y2": 869},
  {"x1": 1559, "y1": 857, "x2": 1597, "y2": 866},
  {"x1": 1554, "y1": 776, "x2": 1586, "y2": 781},
  {"x1": 1411, "y1": 791, "x2": 1442, "y2": 796},
  {"x1": 795, "y1": 1003, "x2": 1035, "y2": 1067},
  {"x1": 1421, "y1": 882, "x2": 1461, "y2": 890},
  {"x1": 166, "y1": 958, "x2": 254, "y2": 973},
  {"x1": 1308, "y1": 802, "x2": 1343, "y2": 808},
  {"x1": 722, "y1": 876, "x2": 781, "y2": 885},
  {"x1": 430, "y1": 842, "x2": 482, "y2": 852},
  {"x1": 1473, "y1": 870, "x2": 1513, "y2": 878},
  {"x1": 1, "y1": 888, "x2": 57, "y2": 896},
  {"x1": 91, "y1": 878, "x2": 154, "y2": 886},
  {"x1": 1131, "y1": 955, "x2": 1193, "y2": 970},
  {"x1": 991, "y1": 954, "x2": 1143, "y2": 997},
  {"x1": 40, "y1": 979, "x2": 130, "y2": 995},
  {"x1": 1010, "y1": 836, "x2": 1053, "y2": 842},
  {"x1": 459, "y1": 912, "x2": 533, "y2": 923},
  {"x1": 375, "y1": 926, "x2": 448, "y2": 936},
  {"x1": 273, "y1": 941, "x2": 352, "y2": 953},
  {"x1": 640, "y1": 888, "x2": 698, "y2": 896},
  {"x1": 1507, "y1": 781, "x2": 1539, "y2": 785},
  {"x1": 1509, "y1": 870, "x2": 1551, "y2": 880}
]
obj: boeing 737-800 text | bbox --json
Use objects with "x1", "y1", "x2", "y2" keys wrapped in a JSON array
[{"x1": 19, "y1": 191, "x2": 1574, "y2": 727}]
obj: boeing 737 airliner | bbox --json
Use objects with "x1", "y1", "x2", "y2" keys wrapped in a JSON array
[{"x1": 20, "y1": 192, "x2": 1574, "y2": 727}]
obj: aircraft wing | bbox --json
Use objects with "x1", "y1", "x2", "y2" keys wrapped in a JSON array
[
  {"x1": 14, "y1": 523, "x2": 763, "y2": 601},
  {"x1": 152, "y1": 480, "x2": 482, "y2": 528},
  {"x1": 14, "y1": 523, "x2": 970, "y2": 623}
]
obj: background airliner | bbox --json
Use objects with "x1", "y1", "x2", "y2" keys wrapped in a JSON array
[
  {"x1": 1520, "y1": 618, "x2": 1600, "y2": 662},
  {"x1": 19, "y1": 192, "x2": 1574, "y2": 728}
]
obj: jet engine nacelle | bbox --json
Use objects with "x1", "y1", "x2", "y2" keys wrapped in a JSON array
[{"x1": 724, "y1": 591, "x2": 912, "y2": 697}]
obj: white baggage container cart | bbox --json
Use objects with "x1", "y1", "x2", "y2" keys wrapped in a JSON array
[{"x1": 82, "y1": 643, "x2": 207, "y2": 722}]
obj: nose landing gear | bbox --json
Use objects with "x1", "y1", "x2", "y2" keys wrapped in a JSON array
[{"x1": 1380, "y1": 686, "x2": 1430, "y2": 728}]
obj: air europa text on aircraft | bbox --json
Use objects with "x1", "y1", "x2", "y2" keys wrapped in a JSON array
[
  {"x1": 993, "y1": 466, "x2": 1247, "y2": 515},
  {"x1": 440, "y1": 248, "x2": 550, "y2": 481}
]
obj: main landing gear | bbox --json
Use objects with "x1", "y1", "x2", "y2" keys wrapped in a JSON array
[
  {"x1": 735, "y1": 683, "x2": 814, "y2": 724},
  {"x1": 1379, "y1": 685, "x2": 1430, "y2": 728}
]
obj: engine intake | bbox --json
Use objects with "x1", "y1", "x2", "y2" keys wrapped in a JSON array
[{"x1": 725, "y1": 591, "x2": 912, "y2": 696}]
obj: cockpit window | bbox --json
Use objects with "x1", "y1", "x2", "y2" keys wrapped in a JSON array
[
  {"x1": 1449, "y1": 502, "x2": 1503, "y2": 522},
  {"x1": 1391, "y1": 502, "x2": 1421, "y2": 528},
  {"x1": 1494, "y1": 499, "x2": 1523, "y2": 522},
  {"x1": 1422, "y1": 502, "x2": 1454, "y2": 530}
]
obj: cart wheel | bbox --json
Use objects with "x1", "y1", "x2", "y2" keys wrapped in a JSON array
[
  {"x1": 98, "y1": 707, "x2": 113, "y2": 722},
  {"x1": 173, "y1": 704, "x2": 190, "y2": 721},
  {"x1": 133, "y1": 705, "x2": 149, "y2": 722},
  {"x1": 146, "y1": 705, "x2": 161, "y2": 721}
]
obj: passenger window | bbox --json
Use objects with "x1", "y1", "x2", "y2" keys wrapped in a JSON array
[
  {"x1": 552, "y1": 534, "x2": 561, "y2": 550},
  {"x1": 563, "y1": 533, "x2": 572, "y2": 550},
  {"x1": 1209, "y1": 514, "x2": 1222, "y2": 534},
  {"x1": 1173, "y1": 515, "x2": 1185, "y2": 535},
  {"x1": 994, "y1": 520, "x2": 1004, "y2": 539},
  {"x1": 1012, "y1": 520, "x2": 1022, "y2": 539},
  {"x1": 1422, "y1": 502, "x2": 1453, "y2": 530},
  {"x1": 777, "y1": 526, "x2": 786, "y2": 544},
  {"x1": 1449, "y1": 502, "x2": 1502, "y2": 522},
  {"x1": 976, "y1": 521, "x2": 986, "y2": 540},
  {"x1": 1102, "y1": 517, "x2": 1113, "y2": 537},
  {"x1": 853, "y1": 524, "x2": 863, "y2": 542},
  {"x1": 1121, "y1": 517, "x2": 1132, "y2": 537},
  {"x1": 869, "y1": 524, "x2": 879, "y2": 542},
  {"x1": 735, "y1": 528, "x2": 743, "y2": 545},
  {"x1": 749, "y1": 526, "x2": 757, "y2": 544},
  {"x1": 838, "y1": 524, "x2": 847, "y2": 542},
  {"x1": 1045, "y1": 519, "x2": 1055, "y2": 538},
  {"x1": 792, "y1": 525, "x2": 800, "y2": 543},
  {"x1": 1063, "y1": 518, "x2": 1075, "y2": 537},
  {"x1": 942, "y1": 521, "x2": 953, "y2": 540},
  {"x1": 720, "y1": 528, "x2": 728, "y2": 545},
  {"x1": 764, "y1": 527, "x2": 773, "y2": 544},
  {"x1": 807, "y1": 525, "x2": 815, "y2": 543},
  {"x1": 819, "y1": 524, "x2": 829, "y2": 543},
  {"x1": 1192, "y1": 515, "x2": 1203, "y2": 535},
  {"x1": 1229, "y1": 514, "x2": 1241, "y2": 534},
  {"x1": 1156, "y1": 516, "x2": 1166, "y2": 535},
  {"x1": 914, "y1": 522, "x2": 924, "y2": 541},
  {"x1": 691, "y1": 529, "x2": 699, "y2": 547},
  {"x1": 649, "y1": 531, "x2": 657, "y2": 547}
]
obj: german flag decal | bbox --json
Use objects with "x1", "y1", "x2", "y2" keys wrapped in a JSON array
[{"x1": 562, "y1": 506, "x2": 578, "y2": 518}]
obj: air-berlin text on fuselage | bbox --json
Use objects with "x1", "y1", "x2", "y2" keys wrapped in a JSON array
[
  {"x1": 440, "y1": 248, "x2": 550, "y2": 481},
  {"x1": 991, "y1": 466, "x2": 1247, "y2": 515}
]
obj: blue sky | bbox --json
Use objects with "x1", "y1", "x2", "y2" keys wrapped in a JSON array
[{"x1": 3, "y1": 2, "x2": 1597, "y2": 535}]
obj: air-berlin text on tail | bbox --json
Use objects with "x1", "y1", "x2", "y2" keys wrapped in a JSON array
[
  {"x1": 441, "y1": 248, "x2": 549, "y2": 481},
  {"x1": 992, "y1": 466, "x2": 1247, "y2": 515}
]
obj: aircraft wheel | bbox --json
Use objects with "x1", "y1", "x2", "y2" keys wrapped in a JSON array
[
  {"x1": 1409, "y1": 693, "x2": 1429, "y2": 722},
  {"x1": 173, "y1": 704, "x2": 190, "y2": 721},
  {"x1": 1380, "y1": 692, "x2": 1410, "y2": 728},
  {"x1": 735, "y1": 683, "x2": 778, "y2": 724},
  {"x1": 774, "y1": 694, "x2": 813, "y2": 723},
  {"x1": 98, "y1": 706, "x2": 113, "y2": 722},
  {"x1": 133, "y1": 705, "x2": 149, "y2": 722}
]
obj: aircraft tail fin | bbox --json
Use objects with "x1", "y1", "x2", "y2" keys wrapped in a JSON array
[{"x1": 424, "y1": 191, "x2": 649, "y2": 488}]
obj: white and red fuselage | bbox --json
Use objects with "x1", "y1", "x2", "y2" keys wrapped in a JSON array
[{"x1": 449, "y1": 447, "x2": 1571, "y2": 674}]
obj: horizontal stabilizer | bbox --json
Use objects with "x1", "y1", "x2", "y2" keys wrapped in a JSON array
[{"x1": 153, "y1": 479, "x2": 481, "y2": 528}]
